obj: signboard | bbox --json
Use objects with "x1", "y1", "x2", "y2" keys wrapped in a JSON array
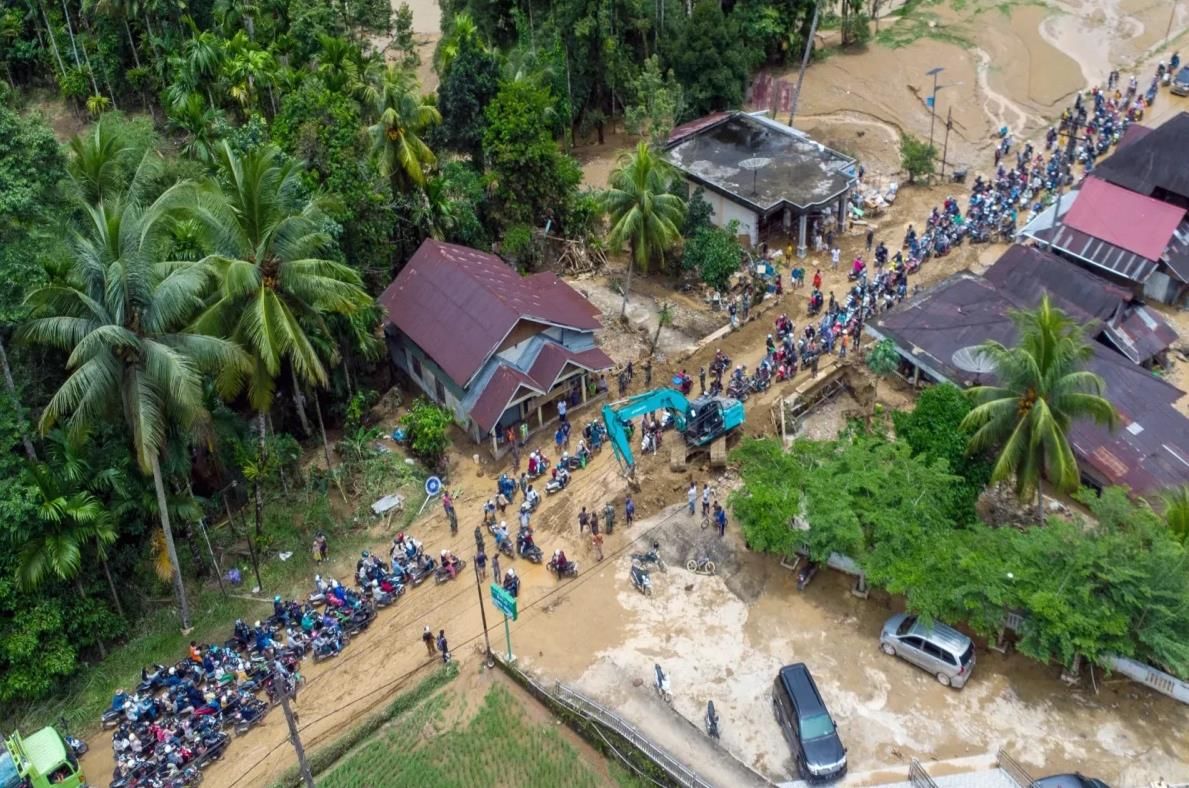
[
  {"x1": 490, "y1": 584, "x2": 518, "y2": 620},
  {"x1": 424, "y1": 476, "x2": 442, "y2": 497}
]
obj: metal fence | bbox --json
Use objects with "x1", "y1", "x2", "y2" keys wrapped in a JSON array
[
  {"x1": 996, "y1": 748, "x2": 1034, "y2": 787},
  {"x1": 553, "y1": 682, "x2": 716, "y2": 788},
  {"x1": 908, "y1": 759, "x2": 940, "y2": 788}
]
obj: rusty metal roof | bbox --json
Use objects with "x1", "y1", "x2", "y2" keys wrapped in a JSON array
[
  {"x1": 1102, "y1": 306, "x2": 1179, "y2": 365},
  {"x1": 868, "y1": 273, "x2": 1189, "y2": 497},
  {"x1": 377, "y1": 240, "x2": 602, "y2": 387}
]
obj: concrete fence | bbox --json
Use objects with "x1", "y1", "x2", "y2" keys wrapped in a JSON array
[{"x1": 1104, "y1": 654, "x2": 1189, "y2": 705}]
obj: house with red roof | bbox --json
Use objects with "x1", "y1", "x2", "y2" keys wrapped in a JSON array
[
  {"x1": 1019, "y1": 112, "x2": 1189, "y2": 305},
  {"x1": 377, "y1": 240, "x2": 614, "y2": 450}
]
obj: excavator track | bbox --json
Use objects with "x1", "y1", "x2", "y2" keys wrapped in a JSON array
[{"x1": 709, "y1": 435, "x2": 728, "y2": 467}]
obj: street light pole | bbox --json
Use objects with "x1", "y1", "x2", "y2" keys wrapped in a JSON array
[
  {"x1": 788, "y1": 0, "x2": 821, "y2": 127},
  {"x1": 1166, "y1": 0, "x2": 1180, "y2": 43},
  {"x1": 926, "y1": 66, "x2": 944, "y2": 151}
]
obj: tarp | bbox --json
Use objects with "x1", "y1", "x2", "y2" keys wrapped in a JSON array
[{"x1": 1064, "y1": 176, "x2": 1185, "y2": 261}]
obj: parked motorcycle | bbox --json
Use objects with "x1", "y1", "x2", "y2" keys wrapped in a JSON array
[
  {"x1": 631, "y1": 542, "x2": 666, "y2": 572},
  {"x1": 102, "y1": 691, "x2": 130, "y2": 728},
  {"x1": 685, "y1": 555, "x2": 716, "y2": 576},
  {"x1": 654, "y1": 664, "x2": 672, "y2": 704},
  {"x1": 137, "y1": 664, "x2": 168, "y2": 694},
  {"x1": 796, "y1": 559, "x2": 819, "y2": 592},
  {"x1": 59, "y1": 718, "x2": 88, "y2": 757},
  {"x1": 630, "y1": 565, "x2": 652, "y2": 596},
  {"x1": 545, "y1": 470, "x2": 570, "y2": 494},
  {"x1": 311, "y1": 634, "x2": 346, "y2": 663},
  {"x1": 705, "y1": 700, "x2": 720, "y2": 739},
  {"x1": 404, "y1": 556, "x2": 437, "y2": 587}
]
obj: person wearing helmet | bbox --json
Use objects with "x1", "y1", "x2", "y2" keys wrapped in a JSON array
[
  {"x1": 273, "y1": 595, "x2": 285, "y2": 621},
  {"x1": 502, "y1": 567, "x2": 520, "y2": 597},
  {"x1": 234, "y1": 618, "x2": 251, "y2": 647}
]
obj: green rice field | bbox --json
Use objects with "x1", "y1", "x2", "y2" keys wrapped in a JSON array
[{"x1": 320, "y1": 681, "x2": 634, "y2": 787}]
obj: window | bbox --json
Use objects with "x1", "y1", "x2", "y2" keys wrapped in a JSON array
[
  {"x1": 435, "y1": 378, "x2": 446, "y2": 403},
  {"x1": 900, "y1": 636, "x2": 924, "y2": 650},
  {"x1": 799, "y1": 713, "x2": 835, "y2": 740},
  {"x1": 922, "y1": 642, "x2": 945, "y2": 660},
  {"x1": 959, "y1": 643, "x2": 974, "y2": 667},
  {"x1": 411, "y1": 355, "x2": 423, "y2": 381}
]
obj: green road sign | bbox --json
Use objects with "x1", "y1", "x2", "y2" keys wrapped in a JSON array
[{"x1": 490, "y1": 584, "x2": 518, "y2": 620}]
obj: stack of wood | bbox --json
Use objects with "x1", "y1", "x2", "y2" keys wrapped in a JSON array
[{"x1": 553, "y1": 236, "x2": 607, "y2": 274}]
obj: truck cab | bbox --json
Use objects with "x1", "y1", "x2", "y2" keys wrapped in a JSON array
[{"x1": 2, "y1": 728, "x2": 86, "y2": 788}]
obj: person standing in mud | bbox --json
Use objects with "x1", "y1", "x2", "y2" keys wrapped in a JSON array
[
  {"x1": 475, "y1": 546, "x2": 487, "y2": 580},
  {"x1": 603, "y1": 502, "x2": 615, "y2": 534},
  {"x1": 492, "y1": 553, "x2": 502, "y2": 585},
  {"x1": 625, "y1": 495, "x2": 636, "y2": 527},
  {"x1": 422, "y1": 625, "x2": 436, "y2": 657},
  {"x1": 687, "y1": 482, "x2": 697, "y2": 516},
  {"x1": 578, "y1": 507, "x2": 590, "y2": 534},
  {"x1": 699, "y1": 366, "x2": 706, "y2": 394}
]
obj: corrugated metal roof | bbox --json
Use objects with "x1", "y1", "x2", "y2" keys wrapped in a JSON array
[
  {"x1": 1063, "y1": 177, "x2": 1185, "y2": 261},
  {"x1": 869, "y1": 273, "x2": 1189, "y2": 497},
  {"x1": 666, "y1": 112, "x2": 731, "y2": 146},
  {"x1": 377, "y1": 240, "x2": 602, "y2": 387},
  {"x1": 1093, "y1": 111, "x2": 1189, "y2": 201},
  {"x1": 1115, "y1": 123, "x2": 1152, "y2": 150},
  {"x1": 984, "y1": 244, "x2": 1130, "y2": 322},
  {"x1": 1164, "y1": 220, "x2": 1189, "y2": 283},
  {"x1": 1102, "y1": 306, "x2": 1179, "y2": 365},
  {"x1": 1024, "y1": 221, "x2": 1159, "y2": 283}
]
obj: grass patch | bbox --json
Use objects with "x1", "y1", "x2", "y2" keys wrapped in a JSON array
[
  {"x1": 7, "y1": 451, "x2": 427, "y2": 737},
  {"x1": 875, "y1": 13, "x2": 973, "y2": 48},
  {"x1": 272, "y1": 663, "x2": 459, "y2": 788},
  {"x1": 319, "y1": 683, "x2": 628, "y2": 788}
]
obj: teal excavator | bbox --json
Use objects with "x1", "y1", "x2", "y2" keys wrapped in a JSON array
[{"x1": 601, "y1": 388, "x2": 745, "y2": 476}]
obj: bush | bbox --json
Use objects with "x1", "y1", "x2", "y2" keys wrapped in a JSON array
[
  {"x1": 682, "y1": 223, "x2": 743, "y2": 290},
  {"x1": 866, "y1": 338, "x2": 900, "y2": 376},
  {"x1": 900, "y1": 134, "x2": 937, "y2": 183},
  {"x1": 400, "y1": 399, "x2": 453, "y2": 467}
]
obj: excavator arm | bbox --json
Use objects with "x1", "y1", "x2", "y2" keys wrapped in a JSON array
[{"x1": 601, "y1": 388, "x2": 692, "y2": 474}]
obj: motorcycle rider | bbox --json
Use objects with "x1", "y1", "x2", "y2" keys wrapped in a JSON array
[
  {"x1": 440, "y1": 549, "x2": 461, "y2": 579},
  {"x1": 233, "y1": 618, "x2": 251, "y2": 648},
  {"x1": 503, "y1": 568, "x2": 521, "y2": 598},
  {"x1": 493, "y1": 521, "x2": 510, "y2": 550},
  {"x1": 552, "y1": 549, "x2": 571, "y2": 574},
  {"x1": 525, "y1": 484, "x2": 541, "y2": 509}
]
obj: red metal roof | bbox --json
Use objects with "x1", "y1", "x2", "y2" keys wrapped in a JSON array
[
  {"x1": 468, "y1": 367, "x2": 544, "y2": 436},
  {"x1": 666, "y1": 112, "x2": 731, "y2": 146},
  {"x1": 1064, "y1": 177, "x2": 1186, "y2": 262},
  {"x1": 377, "y1": 241, "x2": 603, "y2": 387}
]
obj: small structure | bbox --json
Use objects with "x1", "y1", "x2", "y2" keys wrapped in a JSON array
[
  {"x1": 664, "y1": 111, "x2": 858, "y2": 255},
  {"x1": 377, "y1": 240, "x2": 614, "y2": 452},
  {"x1": 865, "y1": 270, "x2": 1189, "y2": 499}
]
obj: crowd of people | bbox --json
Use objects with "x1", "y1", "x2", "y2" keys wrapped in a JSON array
[{"x1": 907, "y1": 53, "x2": 1178, "y2": 262}]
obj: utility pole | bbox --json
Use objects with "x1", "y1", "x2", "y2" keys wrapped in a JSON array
[
  {"x1": 1044, "y1": 109, "x2": 1090, "y2": 250},
  {"x1": 788, "y1": 0, "x2": 821, "y2": 127},
  {"x1": 474, "y1": 557, "x2": 494, "y2": 667},
  {"x1": 940, "y1": 108, "x2": 953, "y2": 179},
  {"x1": 926, "y1": 66, "x2": 944, "y2": 151},
  {"x1": 277, "y1": 669, "x2": 315, "y2": 788},
  {"x1": 1166, "y1": 0, "x2": 1181, "y2": 43},
  {"x1": 222, "y1": 481, "x2": 263, "y2": 592}
]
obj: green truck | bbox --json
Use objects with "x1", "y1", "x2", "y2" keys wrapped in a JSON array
[{"x1": 1, "y1": 728, "x2": 86, "y2": 788}]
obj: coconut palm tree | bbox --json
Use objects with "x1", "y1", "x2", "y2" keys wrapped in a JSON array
[
  {"x1": 66, "y1": 115, "x2": 138, "y2": 204},
  {"x1": 20, "y1": 188, "x2": 245, "y2": 630},
  {"x1": 367, "y1": 66, "x2": 440, "y2": 195},
  {"x1": 961, "y1": 295, "x2": 1117, "y2": 521},
  {"x1": 1163, "y1": 486, "x2": 1189, "y2": 545},
  {"x1": 435, "y1": 12, "x2": 483, "y2": 74},
  {"x1": 602, "y1": 141, "x2": 686, "y2": 317},
  {"x1": 189, "y1": 142, "x2": 371, "y2": 536}
]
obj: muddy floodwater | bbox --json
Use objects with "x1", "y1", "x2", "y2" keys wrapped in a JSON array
[{"x1": 517, "y1": 506, "x2": 1189, "y2": 785}]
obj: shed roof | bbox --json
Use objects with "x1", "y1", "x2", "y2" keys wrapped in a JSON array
[
  {"x1": 1092, "y1": 111, "x2": 1189, "y2": 201},
  {"x1": 1021, "y1": 219, "x2": 1159, "y2": 283},
  {"x1": 1063, "y1": 177, "x2": 1185, "y2": 261},
  {"x1": 1102, "y1": 306, "x2": 1180, "y2": 365},
  {"x1": 664, "y1": 112, "x2": 857, "y2": 213},
  {"x1": 868, "y1": 273, "x2": 1189, "y2": 496},
  {"x1": 377, "y1": 240, "x2": 602, "y2": 387}
]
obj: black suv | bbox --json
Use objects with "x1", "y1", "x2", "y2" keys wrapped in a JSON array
[{"x1": 772, "y1": 663, "x2": 847, "y2": 782}]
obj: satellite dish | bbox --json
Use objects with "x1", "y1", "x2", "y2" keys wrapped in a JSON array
[
  {"x1": 952, "y1": 346, "x2": 996, "y2": 375},
  {"x1": 738, "y1": 157, "x2": 773, "y2": 195}
]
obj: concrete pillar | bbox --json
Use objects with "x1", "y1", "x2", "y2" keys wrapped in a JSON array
[
  {"x1": 537, "y1": 405, "x2": 544, "y2": 427},
  {"x1": 782, "y1": 206, "x2": 792, "y2": 232},
  {"x1": 796, "y1": 213, "x2": 808, "y2": 258},
  {"x1": 837, "y1": 191, "x2": 847, "y2": 230},
  {"x1": 581, "y1": 373, "x2": 588, "y2": 404},
  {"x1": 491, "y1": 429, "x2": 498, "y2": 456}
]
